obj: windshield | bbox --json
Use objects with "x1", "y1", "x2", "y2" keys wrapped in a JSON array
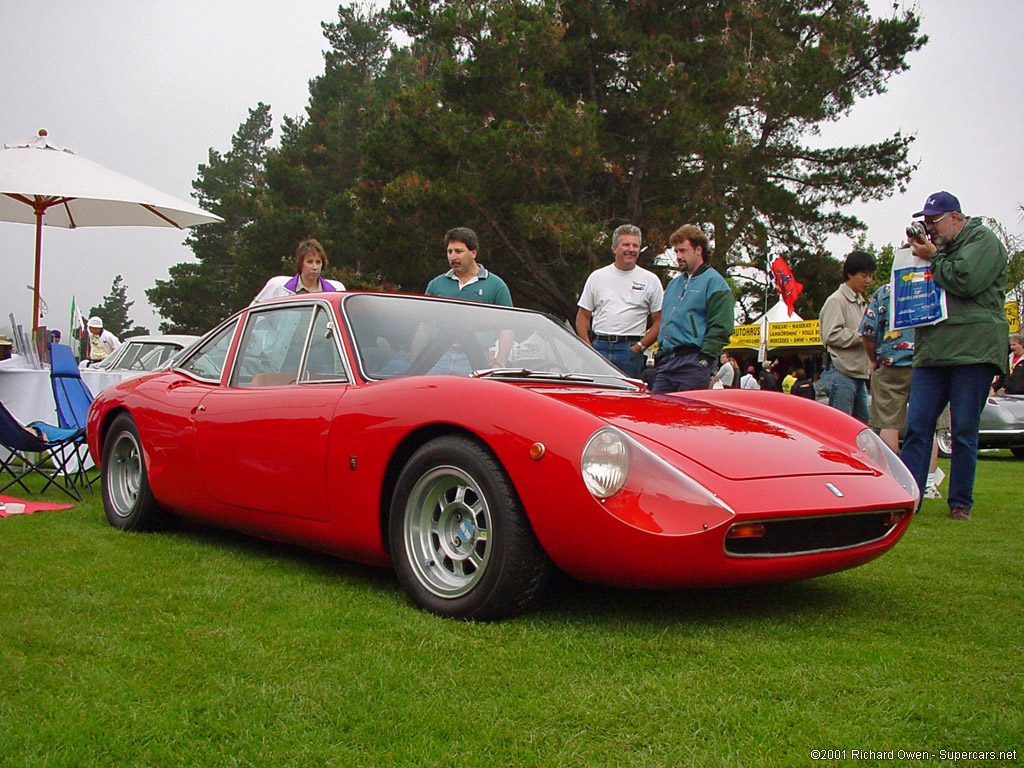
[{"x1": 342, "y1": 294, "x2": 633, "y2": 386}]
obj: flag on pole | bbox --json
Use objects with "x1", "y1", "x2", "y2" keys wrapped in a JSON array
[
  {"x1": 69, "y1": 296, "x2": 89, "y2": 361},
  {"x1": 771, "y1": 256, "x2": 803, "y2": 316}
]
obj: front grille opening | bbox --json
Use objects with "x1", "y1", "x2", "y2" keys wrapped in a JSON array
[{"x1": 725, "y1": 511, "x2": 904, "y2": 557}]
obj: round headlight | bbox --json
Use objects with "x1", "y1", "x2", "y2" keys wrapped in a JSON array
[{"x1": 581, "y1": 428, "x2": 630, "y2": 499}]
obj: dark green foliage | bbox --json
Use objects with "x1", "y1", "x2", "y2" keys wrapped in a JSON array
[
  {"x1": 349, "y1": 0, "x2": 925, "y2": 317},
  {"x1": 150, "y1": 0, "x2": 927, "y2": 325},
  {"x1": 89, "y1": 274, "x2": 149, "y2": 338}
]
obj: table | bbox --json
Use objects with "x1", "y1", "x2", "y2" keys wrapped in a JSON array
[{"x1": 0, "y1": 364, "x2": 123, "y2": 426}]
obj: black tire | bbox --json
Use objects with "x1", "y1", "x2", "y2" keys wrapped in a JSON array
[
  {"x1": 101, "y1": 413, "x2": 169, "y2": 531},
  {"x1": 936, "y1": 427, "x2": 952, "y2": 459},
  {"x1": 389, "y1": 435, "x2": 551, "y2": 620},
  {"x1": 1011, "y1": 447, "x2": 1024, "y2": 460}
]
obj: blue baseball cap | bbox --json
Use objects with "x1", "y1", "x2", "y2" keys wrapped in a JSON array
[{"x1": 914, "y1": 191, "x2": 961, "y2": 218}]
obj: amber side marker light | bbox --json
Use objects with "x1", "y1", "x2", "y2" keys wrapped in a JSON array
[
  {"x1": 529, "y1": 442, "x2": 546, "y2": 460},
  {"x1": 726, "y1": 522, "x2": 767, "y2": 539}
]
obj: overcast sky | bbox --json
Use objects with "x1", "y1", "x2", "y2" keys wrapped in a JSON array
[{"x1": 2, "y1": 0, "x2": 1021, "y2": 336}]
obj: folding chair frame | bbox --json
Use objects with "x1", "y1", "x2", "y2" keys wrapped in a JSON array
[
  {"x1": 48, "y1": 343, "x2": 97, "y2": 493},
  {"x1": 0, "y1": 404, "x2": 84, "y2": 502}
]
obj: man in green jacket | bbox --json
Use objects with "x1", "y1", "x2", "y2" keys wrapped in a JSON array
[
  {"x1": 652, "y1": 224, "x2": 735, "y2": 392},
  {"x1": 900, "y1": 192, "x2": 1008, "y2": 520}
]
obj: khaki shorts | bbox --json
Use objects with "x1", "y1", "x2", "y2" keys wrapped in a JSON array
[{"x1": 870, "y1": 365, "x2": 912, "y2": 430}]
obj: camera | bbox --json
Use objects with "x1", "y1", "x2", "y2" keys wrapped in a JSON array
[{"x1": 906, "y1": 220, "x2": 928, "y2": 243}]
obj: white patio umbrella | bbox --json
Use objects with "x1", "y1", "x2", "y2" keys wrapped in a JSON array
[{"x1": 0, "y1": 130, "x2": 222, "y2": 330}]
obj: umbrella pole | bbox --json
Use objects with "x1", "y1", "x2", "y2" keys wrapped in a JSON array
[{"x1": 32, "y1": 204, "x2": 44, "y2": 332}]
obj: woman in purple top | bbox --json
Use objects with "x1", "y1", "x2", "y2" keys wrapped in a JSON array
[{"x1": 253, "y1": 239, "x2": 345, "y2": 303}]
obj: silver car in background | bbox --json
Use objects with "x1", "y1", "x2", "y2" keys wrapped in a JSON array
[
  {"x1": 937, "y1": 394, "x2": 1024, "y2": 460},
  {"x1": 83, "y1": 334, "x2": 199, "y2": 379}
]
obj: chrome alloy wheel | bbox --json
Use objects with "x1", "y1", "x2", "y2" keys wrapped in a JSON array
[
  {"x1": 107, "y1": 429, "x2": 143, "y2": 518},
  {"x1": 404, "y1": 466, "x2": 492, "y2": 599}
]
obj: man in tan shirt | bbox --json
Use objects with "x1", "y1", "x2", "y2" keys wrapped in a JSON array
[{"x1": 819, "y1": 250, "x2": 875, "y2": 423}]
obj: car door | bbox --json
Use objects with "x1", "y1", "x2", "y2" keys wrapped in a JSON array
[
  {"x1": 194, "y1": 303, "x2": 348, "y2": 522},
  {"x1": 142, "y1": 320, "x2": 240, "y2": 511}
]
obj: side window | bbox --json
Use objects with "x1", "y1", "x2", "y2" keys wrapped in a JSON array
[
  {"x1": 178, "y1": 321, "x2": 238, "y2": 382},
  {"x1": 300, "y1": 306, "x2": 348, "y2": 383},
  {"x1": 232, "y1": 306, "x2": 314, "y2": 387},
  {"x1": 117, "y1": 345, "x2": 142, "y2": 370}
]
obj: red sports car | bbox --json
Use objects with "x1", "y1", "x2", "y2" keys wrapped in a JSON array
[{"x1": 87, "y1": 292, "x2": 917, "y2": 620}]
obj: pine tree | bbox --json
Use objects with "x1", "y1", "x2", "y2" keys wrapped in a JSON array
[
  {"x1": 90, "y1": 275, "x2": 149, "y2": 338},
  {"x1": 147, "y1": 104, "x2": 275, "y2": 333}
]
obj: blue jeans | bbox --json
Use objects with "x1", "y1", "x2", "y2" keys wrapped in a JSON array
[
  {"x1": 900, "y1": 364, "x2": 997, "y2": 511},
  {"x1": 652, "y1": 351, "x2": 711, "y2": 393},
  {"x1": 428, "y1": 349, "x2": 473, "y2": 376},
  {"x1": 827, "y1": 369, "x2": 870, "y2": 424},
  {"x1": 592, "y1": 338, "x2": 645, "y2": 379}
]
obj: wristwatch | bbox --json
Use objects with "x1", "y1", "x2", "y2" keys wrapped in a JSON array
[{"x1": 632, "y1": 341, "x2": 646, "y2": 352}]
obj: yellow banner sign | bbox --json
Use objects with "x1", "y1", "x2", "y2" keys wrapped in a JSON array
[
  {"x1": 725, "y1": 301, "x2": 1018, "y2": 351},
  {"x1": 768, "y1": 320, "x2": 821, "y2": 347},
  {"x1": 725, "y1": 324, "x2": 762, "y2": 349}
]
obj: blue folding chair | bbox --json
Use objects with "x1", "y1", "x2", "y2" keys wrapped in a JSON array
[
  {"x1": 0, "y1": 401, "x2": 83, "y2": 501},
  {"x1": 48, "y1": 343, "x2": 96, "y2": 491}
]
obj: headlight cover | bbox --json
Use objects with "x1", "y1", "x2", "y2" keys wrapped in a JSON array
[
  {"x1": 581, "y1": 427, "x2": 735, "y2": 534},
  {"x1": 581, "y1": 428, "x2": 630, "y2": 498},
  {"x1": 856, "y1": 428, "x2": 919, "y2": 502}
]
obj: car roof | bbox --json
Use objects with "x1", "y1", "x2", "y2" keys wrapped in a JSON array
[{"x1": 121, "y1": 335, "x2": 200, "y2": 345}]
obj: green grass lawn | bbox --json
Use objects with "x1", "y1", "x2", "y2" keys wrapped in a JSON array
[{"x1": 2, "y1": 453, "x2": 1021, "y2": 768}]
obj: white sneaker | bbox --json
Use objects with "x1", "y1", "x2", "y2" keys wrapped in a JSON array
[{"x1": 924, "y1": 484, "x2": 942, "y2": 499}]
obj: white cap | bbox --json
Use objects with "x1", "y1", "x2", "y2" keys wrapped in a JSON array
[{"x1": 88, "y1": 316, "x2": 103, "y2": 329}]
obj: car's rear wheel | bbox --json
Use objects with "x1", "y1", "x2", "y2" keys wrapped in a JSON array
[
  {"x1": 102, "y1": 413, "x2": 169, "y2": 531},
  {"x1": 389, "y1": 435, "x2": 551, "y2": 620},
  {"x1": 936, "y1": 427, "x2": 952, "y2": 459}
]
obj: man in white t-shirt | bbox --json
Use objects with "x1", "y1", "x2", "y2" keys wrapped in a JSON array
[{"x1": 575, "y1": 224, "x2": 663, "y2": 378}]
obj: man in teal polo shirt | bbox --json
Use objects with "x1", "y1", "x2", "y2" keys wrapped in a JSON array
[
  {"x1": 425, "y1": 227, "x2": 513, "y2": 306},
  {"x1": 421, "y1": 227, "x2": 513, "y2": 373}
]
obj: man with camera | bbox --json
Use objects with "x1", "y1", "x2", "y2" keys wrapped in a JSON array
[{"x1": 899, "y1": 191, "x2": 1008, "y2": 520}]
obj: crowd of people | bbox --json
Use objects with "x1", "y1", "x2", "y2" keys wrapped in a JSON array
[
  {"x1": 252, "y1": 189, "x2": 1013, "y2": 522},
  {"x1": 818, "y1": 191, "x2": 1012, "y2": 521}
]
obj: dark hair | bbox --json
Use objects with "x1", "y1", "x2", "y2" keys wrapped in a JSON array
[
  {"x1": 669, "y1": 224, "x2": 711, "y2": 263},
  {"x1": 842, "y1": 250, "x2": 876, "y2": 280},
  {"x1": 293, "y1": 239, "x2": 328, "y2": 273},
  {"x1": 444, "y1": 227, "x2": 479, "y2": 252}
]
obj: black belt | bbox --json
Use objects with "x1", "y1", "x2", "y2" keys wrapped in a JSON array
[
  {"x1": 592, "y1": 334, "x2": 641, "y2": 343},
  {"x1": 656, "y1": 345, "x2": 700, "y2": 361}
]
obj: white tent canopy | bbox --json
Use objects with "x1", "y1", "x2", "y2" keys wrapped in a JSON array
[{"x1": 754, "y1": 299, "x2": 803, "y2": 324}]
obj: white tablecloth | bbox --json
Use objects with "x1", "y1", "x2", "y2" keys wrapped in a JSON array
[{"x1": 0, "y1": 365, "x2": 123, "y2": 426}]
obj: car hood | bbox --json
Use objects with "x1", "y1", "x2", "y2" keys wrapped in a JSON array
[{"x1": 539, "y1": 388, "x2": 876, "y2": 481}]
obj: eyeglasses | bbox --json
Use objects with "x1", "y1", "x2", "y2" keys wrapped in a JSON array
[{"x1": 924, "y1": 212, "x2": 950, "y2": 228}]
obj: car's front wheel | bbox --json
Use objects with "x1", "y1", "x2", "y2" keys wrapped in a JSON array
[
  {"x1": 101, "y1": 413, "x2": 170, "y2": 531},
  {"x1": 389, "y1": 435, "x2": 551, "y2": 620},
  {"x1": 936, "y1": 427, "x2": 952, "y2": 459}
]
